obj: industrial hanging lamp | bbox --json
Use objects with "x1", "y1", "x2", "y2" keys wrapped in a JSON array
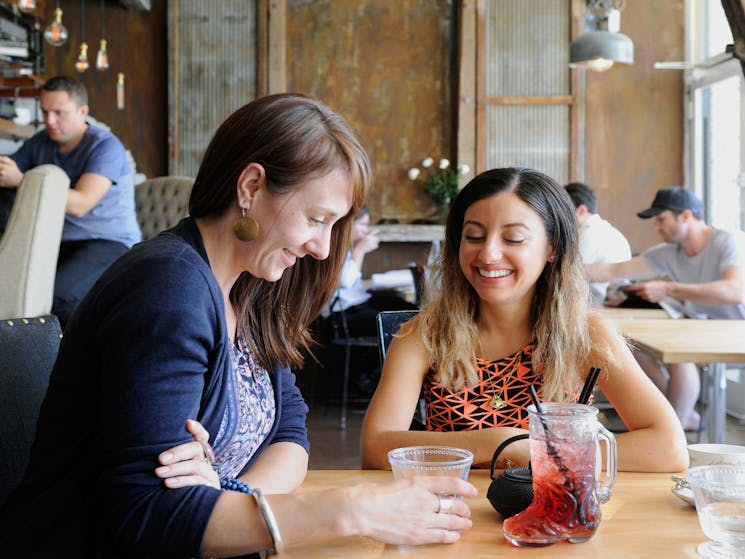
[
  {"x1": 570, "y1": 0, "x2": 633, "y2": 72},
  {"x1": 75, "y1": 0, "x2": 90, "y2": 73},
  {"x1": 95, "y1": 0, "x2": 109, "y2": 71}
]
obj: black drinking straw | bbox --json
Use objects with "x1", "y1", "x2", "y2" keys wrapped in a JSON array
[
  {"x1": 529, "y1": 385, "x2": 571, "y2": 477},
  {"x1": 529, "y1": 384, "x2": 543, "y2": 414},
  {"x1": 578, "y1": 367, "x2": 602, "y2": 405}
]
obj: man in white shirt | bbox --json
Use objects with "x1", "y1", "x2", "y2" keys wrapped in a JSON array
[{"x1": 564, "y1": 182, "x2": 632, "y2": 306}]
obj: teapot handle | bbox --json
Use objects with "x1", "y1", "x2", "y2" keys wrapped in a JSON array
[{"x1": 489, "y1": 433, "x2": 530, "y2": 479}]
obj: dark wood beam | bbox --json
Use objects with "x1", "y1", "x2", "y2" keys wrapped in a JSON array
[{"x1": 721, "y1": 0, "x2": 745, "y2": 76}]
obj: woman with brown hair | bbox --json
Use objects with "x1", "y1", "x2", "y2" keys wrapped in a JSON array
[
  {"x1": 0, "y1": 94, "x2": 475, "y2": 557},
  {"x1": 361, "y1": 167, "x2": 688, "y2": 473}
]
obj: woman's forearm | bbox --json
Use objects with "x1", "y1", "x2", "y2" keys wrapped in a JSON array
[{"x1": 238, "y1": 442, "x2": 308, "y2": 493}]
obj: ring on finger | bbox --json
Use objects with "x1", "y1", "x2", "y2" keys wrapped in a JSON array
[{"x1": 437, "y1": 496, "x2": 454, "y2": 514}]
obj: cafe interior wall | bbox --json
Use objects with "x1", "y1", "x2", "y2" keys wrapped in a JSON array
[
  {"x1": 290, "y1": 0, "x2": 685, "y2": 254},
  {"x1": 38, "y1": 0, "x2": 168, "y2": 180},
  {"x1": 32, "y1": 0, "x2": 683, "y2": 255},
  {"x1": 584, "y1": 0, "x2": 685, "y2": 254}
]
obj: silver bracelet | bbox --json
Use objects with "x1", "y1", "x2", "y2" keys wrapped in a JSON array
[{"x1": 251, "y1": 488, "x2": 284, "y2": 555}]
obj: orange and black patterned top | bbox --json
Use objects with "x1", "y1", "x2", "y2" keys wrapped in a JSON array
[{"x1": 423, "y1": 343, "x2": 542, "y2": 431}]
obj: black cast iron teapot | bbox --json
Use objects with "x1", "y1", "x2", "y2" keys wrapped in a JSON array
[{"x1": 487, "y1": 433, "x2": 534, "y2": 518}]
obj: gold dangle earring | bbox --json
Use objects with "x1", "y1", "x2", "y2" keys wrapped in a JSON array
[{"x1": 233, "y1": 207, "x2": 259, "y2": 242}]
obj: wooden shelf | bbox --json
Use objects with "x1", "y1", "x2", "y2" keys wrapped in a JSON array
[
  {"x1": 375, "y1": 224, "x2": 445, "y2": 243},
  {"x1": 0, "y1": 73, "x2": 41, "y2": 98}
]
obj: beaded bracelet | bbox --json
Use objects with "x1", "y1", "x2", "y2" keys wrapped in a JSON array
[
  {"x1": 221, "y1": 478, "x2": 284, "y2": 555},
  {"x1": 221, "y1": 477, "x2": 252, "y2": 494}
]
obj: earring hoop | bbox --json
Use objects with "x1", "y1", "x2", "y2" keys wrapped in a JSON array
[{"x1": 233, "y1": 207, "x2": 259, "y2": 242}]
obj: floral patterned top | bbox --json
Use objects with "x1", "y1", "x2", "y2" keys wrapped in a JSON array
[
  {"x1": 212, "y1": 332, "x2": 276, "y2": 479},
  {"x1": 423, "y1": 343, "x2": 542, "y2": 431}
]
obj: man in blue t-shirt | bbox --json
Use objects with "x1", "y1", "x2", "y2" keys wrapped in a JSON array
[
  {"x1": 586, "y1": 186, "x2": 745, "y2": 432},
  {"x1": 0, "y1": 75, "x2": 141, "y2": 327}
]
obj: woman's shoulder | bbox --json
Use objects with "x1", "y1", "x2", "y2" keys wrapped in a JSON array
[
  {"x1": 121, "y1": 233, "x2": 209, "y2": 276},
  {"x1": 93, "y1": 234, "x2": 221, "y2": 312}
]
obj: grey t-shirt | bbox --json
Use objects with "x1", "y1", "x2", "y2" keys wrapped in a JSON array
[{"x1": 641, "y1": 228, "x2": 745, "y2": 319}]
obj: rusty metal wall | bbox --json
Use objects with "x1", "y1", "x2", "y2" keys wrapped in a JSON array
[
  {"x1": 168, "y1": 0, "x2": 258, "y2": 177},
  {"x1": 484, "y1": 0, "x2": 571, "y2": 182},
  {"x1": 287, "y1": 0, "x2": 455, "y2": 223}
]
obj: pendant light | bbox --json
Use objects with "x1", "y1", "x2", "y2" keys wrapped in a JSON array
[
  {"x1": 75, "y1": 42, "x2": 90, "y2": 73},
  {"x1": 76, "y1": 0, "x2": 89, "y2": 73},
  {"x1": 117, "y1": 73, "x2": 125, "y2": 110},
  {"x1": 96, "y1": 0, "x2": 109, "y2": 71},
  {"x1": 569, "y1": 0, "x2": 634, "y2": 72},
  {"x1": 116, "y1": 9, "x2": 124, "y2": 110},
  {"x1": 17, "y1": 0, "x2": 36, "y2": 14},
  {"x1": 44, "y1": 1, "x2": 69, "y2": 47}
]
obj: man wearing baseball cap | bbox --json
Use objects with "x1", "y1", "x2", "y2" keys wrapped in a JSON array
[{"x1": 586, "y1": 186, "x2": 745, "y2": 431}]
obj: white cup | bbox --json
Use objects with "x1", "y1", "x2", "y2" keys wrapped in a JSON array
[{"x1": 688, "y1": 444, "x2": 745, "y2": 468}]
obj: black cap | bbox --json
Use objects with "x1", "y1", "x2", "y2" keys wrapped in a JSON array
[{"x1": 637, "y1": 187, "x2": 703, "y2": 219}]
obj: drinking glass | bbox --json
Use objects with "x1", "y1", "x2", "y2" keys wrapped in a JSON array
[
  {"x1": 687, "y1": 465, "x2": 745, "y2": 559},
  {"x1": 387, "y1": 446, "x2": 473, "y2": 480},
  {"x1": 502, "y1": 403, "x2": 617, "y2": 547}
]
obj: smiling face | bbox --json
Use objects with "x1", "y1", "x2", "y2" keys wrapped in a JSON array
[
  {"x1": 240, "y1": 167, "x2": 353, "y2": 282},
  {"x1": 458, "y1": 191, "x2": 553, "y2": 308}
]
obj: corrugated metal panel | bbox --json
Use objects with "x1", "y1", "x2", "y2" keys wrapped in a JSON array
[
  {"x1": 170, "y1": 1, "x2": 258, "y2": 176},
  {"x1": 483, "y1": 0, "x2": 570, "y2": 183},
  {"x1": 486, "y1": 105, "x2": 570, "y2": 183},
  {"x1": 486, "y1": 0, "x2": 570, "y2": 96}
]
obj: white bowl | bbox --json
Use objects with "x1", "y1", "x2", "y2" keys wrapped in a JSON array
[{"x1": 688, "y1": 444, "x2": 745, "y2": 468}]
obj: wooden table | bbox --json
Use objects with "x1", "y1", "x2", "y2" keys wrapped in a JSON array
[
  {"x1": 615, "y1": 319, "x2": 745, "y2": 443},
  {"x1": 598, "y1": 306, "x2": 672, "y2": 320},
  {"x1": 283, "y1": 470, "x2": 701, "y2": 558}
]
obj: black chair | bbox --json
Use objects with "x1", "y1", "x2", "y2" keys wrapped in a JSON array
[
  {"x1": 0, "y1": 315, "x2": 62, "y2": 505},
  {"x1": 327, "y1": 297, "x2": 379, "y2": 430},
  {"x1": 407, "y1": 263, "x2": 424, "y2": 306},
  {"x1": 375, "y1": 310, "x2": 426, "y2": 429}
]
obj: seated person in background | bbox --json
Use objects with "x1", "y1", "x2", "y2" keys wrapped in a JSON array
[
  {"x1": 0, "y1": 75, "x2": 141, "y2": 328},
  {"x1": 564, "y1": 181, "x2": 631, "y2": 307},
  {"x1": 0, "y1": 94, "x2": 476, "y2": 557},
  {"x1": 361, "y1": 167, "x2": 687, "y2": 473},
  {"x1": 585, "y1": 186, "x2": 745, "y2": 431},
  {"x1": 329, "y1": 206, "x2": 417, "y2": 338}
]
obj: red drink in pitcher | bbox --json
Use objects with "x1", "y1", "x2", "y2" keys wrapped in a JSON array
[
  {"x1": 502, "y1": 403, "x2": 616, "y2": 547},
  {"x1": 503, "y1": 438, "x2": 600, "y2": 545}
]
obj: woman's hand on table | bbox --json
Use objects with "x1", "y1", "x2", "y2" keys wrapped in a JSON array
[
  {"x1": 345, "y1": 476, "x2": 477, "y2": 545},
  {"x1": 155, "y1": 419, "x2": 220, "y2": 489}
]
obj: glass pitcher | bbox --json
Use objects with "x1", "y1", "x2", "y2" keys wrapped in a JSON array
[{"x1": 503, "y1": 403, "x2": 617, "y2": 546}]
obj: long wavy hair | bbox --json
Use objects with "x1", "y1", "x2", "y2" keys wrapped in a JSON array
[
  {"x1": 189, "y1": 94, "x2": 372, "y2": 371},
  {"x1": 421, "y1": 167, "x2": 596, "y2": 401}
]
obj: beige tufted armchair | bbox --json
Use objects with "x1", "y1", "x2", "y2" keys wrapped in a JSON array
[
  {"x1": 0, "y1": 165, "x2": 69, "y2": 320},
  {"x1": 134, "y1": 176, "x2": 194, "y2": 241}
]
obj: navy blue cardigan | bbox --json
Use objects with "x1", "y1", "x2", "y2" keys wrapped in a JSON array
[{"x1": 0, "y1": 218, "x2": 310, "y2": 558}]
